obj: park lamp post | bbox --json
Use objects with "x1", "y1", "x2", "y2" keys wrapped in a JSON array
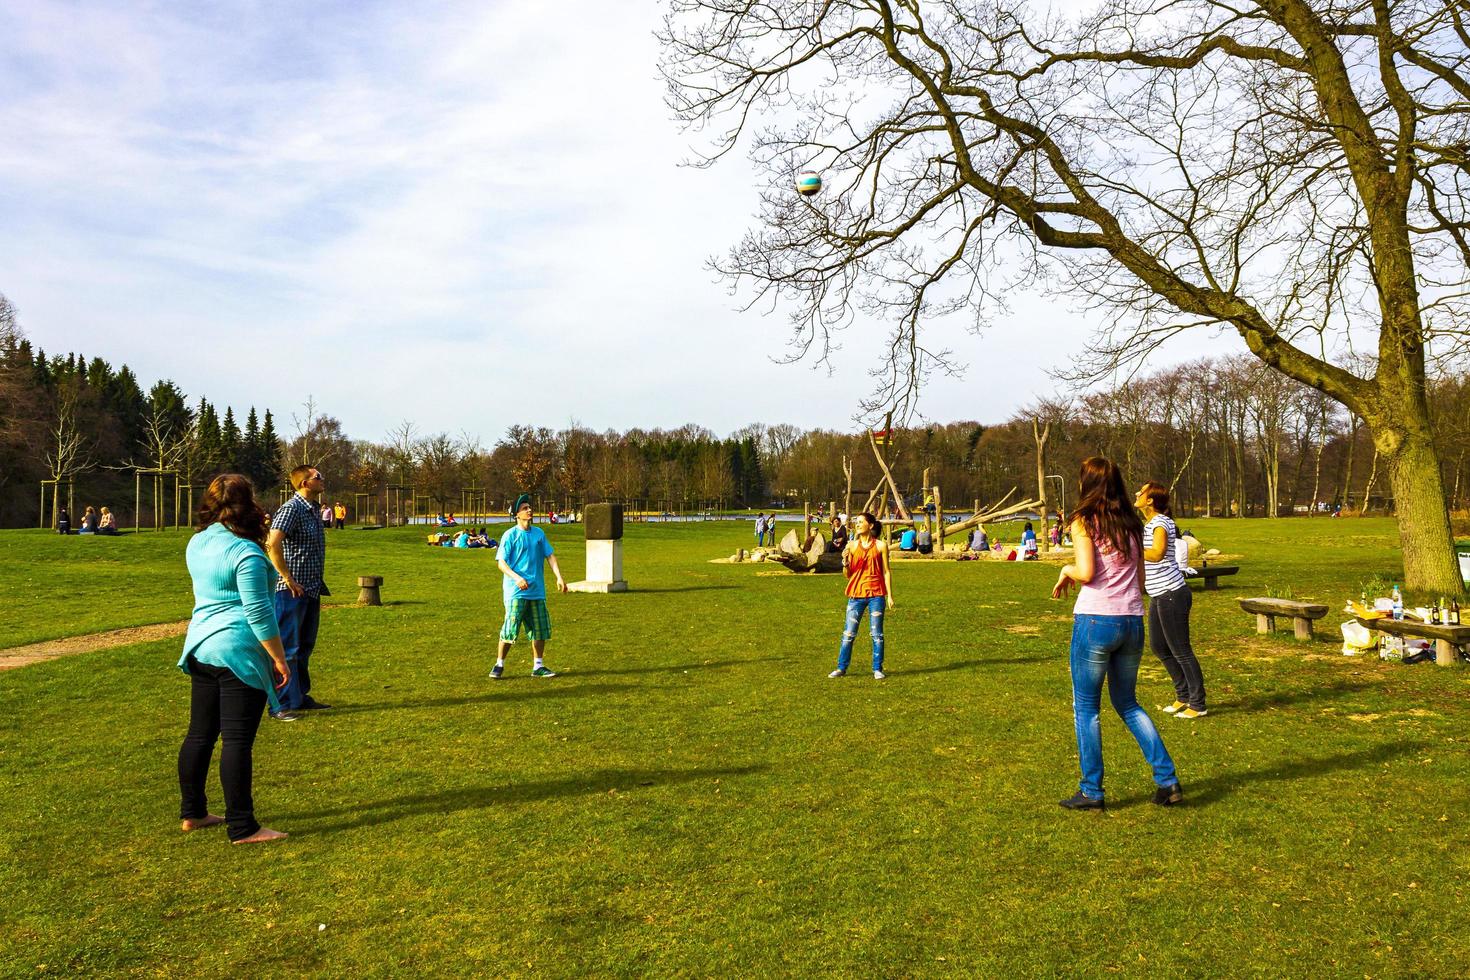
[{"x1": 1047, "y1": 474, "x2": 1066, "y2": 523}]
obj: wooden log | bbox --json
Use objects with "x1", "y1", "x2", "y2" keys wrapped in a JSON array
[
  {"x1": 868, "y1": 428, "x2": 912, "y2": 523},
  {"x1": 357, "y1": 575, "x2": 384, "y2": 606},
  {"x1": 1256, "y1": 613, "x2": 1274, "y2": 634},
  {"x1": 935, "y1": 485, "x2": 944, "y2": 550},
  {"x1": 1293, "y1": 616, "x2": 1314, "y2": 641},
  {"x1": 944, "y1": 495, "x2": 1041, "y2": 537},
  {"x1": 1436, "y1": 639, "x2": 1457, "y2": 666}
]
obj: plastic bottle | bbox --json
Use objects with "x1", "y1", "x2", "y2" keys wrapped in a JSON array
[{"x1": 1392, "y1": 584, "x2": 1404, "y2": 621}]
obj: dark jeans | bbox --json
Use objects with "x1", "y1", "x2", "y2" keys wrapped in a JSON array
[
  {"x1": 1148, "y1": 586, "x2": 1206, "y2": 710},
  {"x1": 178, "y1": 657, "x2": 267, "y2": 840},
  {"x1": 273, "y1": 592, "x2": 321, "y2": 710}
]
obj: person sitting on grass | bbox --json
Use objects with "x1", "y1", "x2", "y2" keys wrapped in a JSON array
[
  {"x1": 491, "y1": 493, "x2": 567, "y2": 679},
  {"x1": 454, "y1": 529, "x2": 472, "y2": 548},
  {"x1": 828, "y1": 516, "x2": 848, "y2": 552},
  {"x1": 968, "y1": 527, "x2": 989, "y2": 552},
  {"x1": 56, "y1": 505, "x2": 71, "y2": 535},
  {"x1": 1052, "y1": 456, "x2": 1181, "y2": 812},
  {"x1": 97, "y1": 507, "x2": 119, "y2": 535},
  {"x1": 1021, "y1": 521, "x2": 1039, "y2": 559},
  {"x1": 829, "y1": 511, "x2": 895, "y2": 680},
  {"x1": 176, "y1": 473, "x2": 291, "y2": 844},
  {"x1": 78, "y1": 506, "x2": 99, "y2": 534}
]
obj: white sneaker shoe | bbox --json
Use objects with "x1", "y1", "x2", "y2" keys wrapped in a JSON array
[
  {"x1": 873, "y1": 670, "x2": 887, "y2": 680},
  {"x1": 828, "y1": 669, "x2": 845, "y2": 678}
]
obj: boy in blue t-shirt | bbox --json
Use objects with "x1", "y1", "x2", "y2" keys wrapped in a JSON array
[{"x1": 493, "y1": 493, "x2": 567, "y2": 678}]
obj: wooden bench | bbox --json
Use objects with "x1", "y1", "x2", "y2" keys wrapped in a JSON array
[
  {"x1": 1353, "y1": 616, "x2": 1470, "y2": 667},
  {"x1": 1188, "y1": 565, "x2": 1239, "y2": 590},
  {"x1": 1239, "y1": 597, "x2": 1329, "y2": 640},
  {"x1": 357, "y1": 575, "x2": 383, "y2": 606}
]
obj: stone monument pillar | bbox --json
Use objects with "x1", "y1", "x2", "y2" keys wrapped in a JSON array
[{"x1": 568, "y1": 503, "x2": 629, "y2": 593}]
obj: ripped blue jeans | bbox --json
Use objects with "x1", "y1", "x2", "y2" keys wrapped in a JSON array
[{"x1": 837, "y1": 595, "x2": 886, "y2": 672}]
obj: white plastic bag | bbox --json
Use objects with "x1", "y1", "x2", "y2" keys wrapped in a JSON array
[{"x1": 1340, "y1": 621, "x2": 1375, "y2": 656}]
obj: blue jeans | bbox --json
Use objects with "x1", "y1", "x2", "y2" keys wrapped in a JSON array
[
  {"x1": 273, "y1": 592, "x2": 321, "y2": 710},
  {"x1": 837, "y1": 596, "x2": 886, "y2": 672},
  {"x1": 1069, "y1": 613, "x2": 1177, "y2": 800}
]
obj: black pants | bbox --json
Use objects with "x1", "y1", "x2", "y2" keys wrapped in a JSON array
[
  {"x1": 1148, "y1": 585, "x2": 1206, "y2": 710},
  {"x1": 178, "y1": 657, "x2": 268, "y2": 841}
]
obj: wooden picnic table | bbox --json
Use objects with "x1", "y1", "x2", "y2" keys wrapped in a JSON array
[
  {"x1": 1189, "y1": 565, "x2": 1239, "y2": 590},
  {"x1": 1353, "y1": 615, "x2": 1470, "y2": 667}
]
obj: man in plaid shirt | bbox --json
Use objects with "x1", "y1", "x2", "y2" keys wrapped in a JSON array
[{"x1": 266, "y1": 464, "x2": 332, "y2": 719}]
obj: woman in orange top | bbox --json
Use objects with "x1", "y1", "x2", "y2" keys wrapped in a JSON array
[{"x1": 829, "y1": 511, "x2": 895, "y2": 680}]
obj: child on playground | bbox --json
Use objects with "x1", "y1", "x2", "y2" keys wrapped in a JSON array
[
  {"x1": 492, "y1": 493, "x2": 567, "y2": 679},
  {"x1": 829, "y1": 511, "x2": 894, "y2": 680}
]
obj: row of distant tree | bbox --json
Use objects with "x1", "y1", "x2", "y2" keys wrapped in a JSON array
[
  {"x1": 0, "y1": 294, "x2": 283, "y2": 527},
  {"x1": 7, "y1": 292, "x2": 1470, "y2": 528}
]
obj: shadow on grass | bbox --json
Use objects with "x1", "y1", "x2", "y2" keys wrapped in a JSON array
[
  {"x1": 286, "y1": 764, "x2": 770, "y2": 834},
  {"x1": 1228, "y1": 677, "x2": 1381, "y2": 714},
  {"x1": 1112, "y1": 739, "x2": 1432, "y2": 808},
  {"x1": 905, "y1": 654, "x2": 1054, "y2": 675},
  {"x1": 333, "y1": 682, "x2": 645, "y2": 713},
  {"x1": 1190, "y1": 738, "x2": 1432, "y2": 804},
  {"x1": 628, "y1": 585, "x2": 739, "y2": 593},
  {"x1": 575, "y1": 656, "x2": 787, "y2": 677}
]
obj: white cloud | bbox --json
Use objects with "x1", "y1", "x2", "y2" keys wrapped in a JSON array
[{"x1": 0, "y1": 0, "x2": 1214, "y2": 442}]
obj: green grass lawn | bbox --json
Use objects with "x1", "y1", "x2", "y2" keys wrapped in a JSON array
[{"x1": 2, "y1": 518, "x2": 1469, "y2": 976}]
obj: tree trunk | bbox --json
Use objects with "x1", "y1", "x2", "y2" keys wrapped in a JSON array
[
  {"x1": 1032, "y1": 418, "x2": 1051, "y2": 540},
  {"x1": 1380, "y1": 428, "x2": 1463, "y2": 593},
  {"x1": 1361, "y1": 451, "x2": 1379, "y2": 516}
]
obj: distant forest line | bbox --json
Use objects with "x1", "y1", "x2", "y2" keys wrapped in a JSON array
[{"x1": 6, "y1": 295, "x2": 1470, "y2": 528}]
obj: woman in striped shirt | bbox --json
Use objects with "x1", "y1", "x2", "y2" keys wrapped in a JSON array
[{"x1": 1136, "y1": 482, "x2": 1207, "y2": 719}]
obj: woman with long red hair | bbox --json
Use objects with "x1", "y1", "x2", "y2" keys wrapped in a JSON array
[{"x1": 1052, "y1": 457, "x2": 1181, "y2": 811}]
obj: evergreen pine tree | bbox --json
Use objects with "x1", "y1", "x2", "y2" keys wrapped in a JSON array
[
  {"x1": 107, "y1": 366, "x2": 149, "y2": 455},
  {"x1": 194, "y1": 399, "x2": 223, "y2": 479},
  {"x1": 220, "y1": 407, "x2": 241, "y2": 473},
  {"x1": 241, "y1": 408, "x2": 262, "y2": 485},
  {"x1": 258, "y1": 410, "x2": 283, "y2": 490}
]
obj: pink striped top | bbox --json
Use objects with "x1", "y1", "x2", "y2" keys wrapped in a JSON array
[{"x1": 1073, "y1": 525, "x2": 1144, "y2": 617}]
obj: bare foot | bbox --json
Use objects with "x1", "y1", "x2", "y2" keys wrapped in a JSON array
[
  {"x1": 231, "y1": 827, "x2": 288, "y2": 844},
  {"x1": 181, "y1": 814, "x2": 225, "y2": 832}
]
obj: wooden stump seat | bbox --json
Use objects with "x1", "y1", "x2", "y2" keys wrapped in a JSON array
[
  {"x1": 1238, "y1": 597, "x2": 1329, "y2": 640},
  {"x1": 357, "y1": 575, "x2": 383, "y2": 606}
]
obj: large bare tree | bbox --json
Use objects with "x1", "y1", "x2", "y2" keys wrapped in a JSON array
[{"x1": 662, "y1": 0, "x2": 1470, "y2": 590}]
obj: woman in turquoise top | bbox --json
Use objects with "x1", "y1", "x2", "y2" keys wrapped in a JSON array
[{"x1": 176, "y1": 474, "x2": 291, "y2": 844}]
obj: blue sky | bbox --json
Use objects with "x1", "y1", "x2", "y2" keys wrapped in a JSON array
[{"x1": 0, "y1": 0, "x2": 1210, "y2": 441}]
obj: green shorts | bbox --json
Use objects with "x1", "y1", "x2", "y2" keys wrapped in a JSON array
[{"x1": 500, "y1": 597, "x2": 551, "y2": 643}]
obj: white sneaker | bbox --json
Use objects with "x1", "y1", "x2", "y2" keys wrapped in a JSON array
[
  {"x1": 828, "y1": 669, "x2": 845, "y2": 678},
  {"x1": 873, "y1": 670, "x2": 887, "y2": 680}
]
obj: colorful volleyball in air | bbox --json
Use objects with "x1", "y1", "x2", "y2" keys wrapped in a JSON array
[{"x1": 796, "y1": 171, "x2": 823, "y2": 197}]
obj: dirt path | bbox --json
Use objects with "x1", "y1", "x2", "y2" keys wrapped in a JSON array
[{"x1": 0, "y1": 621, "x2": 190, "y2": 670}]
